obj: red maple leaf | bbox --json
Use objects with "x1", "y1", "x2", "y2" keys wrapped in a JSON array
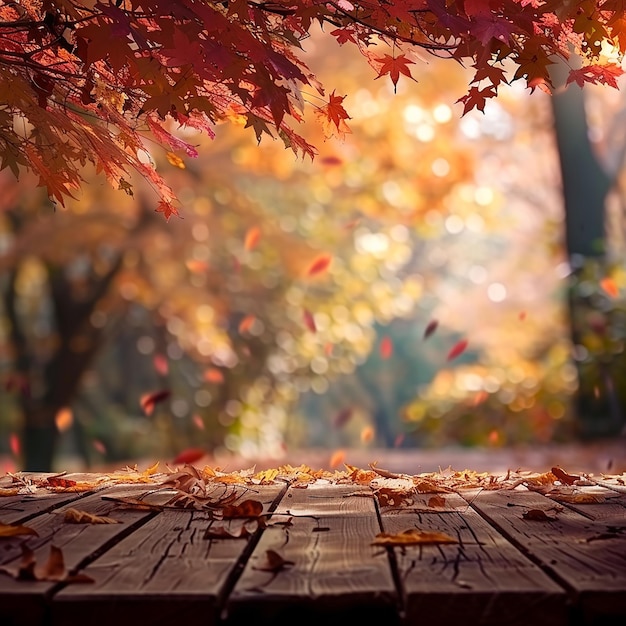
[{"x1": 374, "y1": 54, "x2": 415, "y2": 93}]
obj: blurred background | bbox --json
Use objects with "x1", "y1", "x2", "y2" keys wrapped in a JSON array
[{"x1": 1, "y1": 31, "x2": 626, "y2": 474}]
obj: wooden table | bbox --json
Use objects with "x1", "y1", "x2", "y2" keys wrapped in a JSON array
[{"x1": 0, "y1": 465, "x2": 625, "y2": 626}]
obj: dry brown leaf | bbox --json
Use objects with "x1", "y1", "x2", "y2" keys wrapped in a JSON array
[
  {"x1": 427, "y1": 495, "x2": 447, "y2": 509},
  {"x1": 253, "y1": 468, "x2": 279, "y2": 484},
  {"x1": 253, "y1": 549, "x2": 294, "y2": 572},
  {"x1": 64, "y1": 508, "x2": 120, "y2": 524},
  {"x1": 221, "y1": 499, "x2": 264, "y2": 518},
  {"x1": 551, "y1": 466, "x2": 580, "y2": 485},
  {"x1": 522, "y1": 509, "x2": 557, "y2": 521},
  {"x1": 205, "y1": 519, "x2": 258, "y2": 539},
  {"x1": 0, "y1": 487, "x2": 20, "y2": 497},
  {"x1": 372, "y1": 529, "x2": 457, "y2": 546},
  {"x1": 0, "y1": 545, "x2": 93, "y2": 583},
  {"x1": 0, "y1": 522, "x2": 38, "y2": 538}
]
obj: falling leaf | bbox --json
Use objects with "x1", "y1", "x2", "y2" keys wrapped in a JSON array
[
  {"x1": 153, "y1": 353, "x2": 169, "y2": 376},
  {"x1": 393, "y1": 433, "x2": 405, "y2": 448},
  {"x1": 333, "y1": 407, "x2": 353, "y2": 429},
  {"x1": 379, "y1": 336, "x2": 393, "y2": 359},
  {"x1": 0, "y1": 522, "x2": 38, "y2": 538},
  {"x1": 551, "y1": 466, "x2": 580, "y2": 485},
  {"x1": 244, "y1": 226, "x2": 261, "y2": 251},
  {"x1": 140, "y1": 389, "x2": 171, "y2": 416},
  {"x1": 447, "y1": 339, "x2": 468, "y2": 361},
  {"x1": 64, "y1": 509, "x2": 119, "y2": 524},
  {"x1": 185, "y1": 259, "x2": 210, "y2": 273},
  {"x1": 253, "y1": 549, "x2": 294, "y2": 572},
  {"x1": 428, "y1": 495, "x2": 447, "y2": 509},
  {"x1": 518, "y1": 311, "x2": 527, "y2": 321},
  {"x1": 303, "y1": 309, "x2": 316, "y2": 332},
  {"x1": 472, "y1": 390, "x2": 489, "y2": 406},
  {"x1": 9, "y1": 433, "x2": 20, "y2": 457},
  {"x1": 92, "y1": 439, "x2": 107, "y2": 454},
  {"x1": 55, "y1": 407, "x2": 73, "y2": 433},
  {"x1": 522, "y1": 509, "x2": 557, "y2": 521},
  {"x1": 192, "y1": 414, "x2": 205, "y2": 430},
  {"x1": 600, "y1": 276, "x2": 619, "y2": 298},
  {"x1": 306, "y1": 254, "x2": 332, "y2": 276},
  {"x1": 372, "y1": 529, "x2": 457, "y2": 546},
  {"x1": 488, "y1": 429, "x2": 500, "y2": 445},
  {"x1": 166, "y1": 151, "x2": 185, "y2": 169},
  {"x1": 423, "y1": 320, "x2": 439, "y2": 339},
  {"x1": 221, "y1": 499, "x2": 264, "y2": 518},
  {"x1": 329, "y1": 449, "x2": 346, "y2": 469},
  {"x1": 173, "y1": 448, "x2": 206, "y2": 465},
  {"x1": 324, "y1": 342, "x2": 334, "y2": 356},
  {"x1": 238, "y1": 314, "x2": 256, "y2": 334},
  {"x1": 320, "y1": 155, "x2": 343, "y2": 166},
  {"x1": 360, "y1": 426, "x2": 375, "y2": 443},
  {"x1": 204, "y1": 367, "x2": 225, "y2": 384}
]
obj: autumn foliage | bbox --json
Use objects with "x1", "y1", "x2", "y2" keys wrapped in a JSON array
[{"x1": 0, "y1": 1, "x2": 624, "y2": 217}]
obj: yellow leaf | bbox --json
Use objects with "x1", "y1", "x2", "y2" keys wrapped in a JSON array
[
  {"x1": 166, "y1": 152, "x2": 185, "y2": 169},
  {"x1": 372, "y1": 529, "x2": 457, "y2": 546}
]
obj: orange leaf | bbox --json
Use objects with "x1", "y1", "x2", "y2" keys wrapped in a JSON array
[
  {"x1": 306, "y1": 254, "x2": 332, "y2": 276},
  {"x1": 173, "y1": 448, "x2": 206, "y2": 465},
  {"x1": 329, "y1": 449, "x2": 346, "y2": 469},
  {"x1": 427, "y1": 495, "x2": 447, "y2": 509},
  {"x1": 360, "y1": 426, "x2": 375, "y2": 443},
  {"x1": 600, "y1": 277, "x2": 619, "y2": 298},
  {"x1": 238, "y1": 314, "x2": 256, "y2": 334},
  {"x1": 204, "y1": 368, "x2": 225, "y2": 384},
  {"x1": 46, "y1": 477, "x2": 77, "y2": 488},
  {"x1": 166, "y1": 152, "x2": 185, "y2": 169},
  {"x1": 447, "y1": 339, "x2": 468, "y2": 361},
  {"x1": 372, "y1": 529, "x2": 457, "y2": 546},
  {"x1": 518, "y1": 311, "x2": 527, "y2": 321},
  {"x1": 380, "y1": 336, "x2": 393, "y2": 359},
  {"x1": 0, "y1": 523, "x2": 38, "y2": 538},
  {"x1": 192, "y1": 414, "x2": 205, "y2": 430},
  {"x1": 221, "y1": 499, "x2": 264, "y2": 518},
  {"x1": 185, "y1": 259, "x2": 210, "y2": 273},
  {"x1": 375, "y1": 53, "x2": 415, "y2": 92},
  {"x1": 140, "y1": 389, "x2": 171, "y2": 416},
  {"x1": 55, "y1": 407, "x2": 73, "y2": 433},
  {"x1": 244, "y1": 226, "x2": 261, "y2": 251}
]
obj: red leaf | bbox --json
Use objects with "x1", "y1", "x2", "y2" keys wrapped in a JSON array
[
  {"x1": 423, "y1": 320, "x2": 438, "y2": 339},
  {"x1": 315, "y1": 91, "x2": 351, "y2": 138},
  {"x1": 333, "y1": 408, "x2": 353, "y2": 429},
  {"x1": 306, "y1": 255, "x2": 332, "y2": 276},
  {"x1": 244, "y1": 226, "x2": 261, "y2": 251},
  {"x1": 303, "y1": 309, "x2": 317, "y2": 332},
  {"x1": 204, "y1": 368, "x2": 225, "y2": 384},
  {"x1": 380, "y1": 336, "x2": 393, "y2": 359},
  {"x1": 238, "y1": 314, "x2": 256, "y2": 334},
  {"x1": 447, "y1": 339, "x2": 468, "y2": 361},
  {"x1": 192, "y1": 414, "x2": 205, "y2": 430},
  {"x1": 46, "y1": 477, "x2": 77, "y2": 488},
  {"x1": 153, "y1": 353, "x2": 169, "y2": 376},
  {"x1": 374, "y1": 54, "x2": 415, "y2": 92},
  {"x1": 9, "y1": 433, "x2": 20, "y2": 457},
  {"x1": 173, "y1": 448, "x2": 206, "y2": 465},
  {"x1": 140, "y1": 390, "x2": 171, "y2": 416}
]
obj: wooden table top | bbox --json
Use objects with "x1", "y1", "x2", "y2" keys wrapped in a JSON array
[{"x1": 0, "y1": 464, "x2": 625, "y2": 626}]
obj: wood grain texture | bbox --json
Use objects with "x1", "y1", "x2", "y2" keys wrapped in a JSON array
[
  {"x1": 380, "y1": 492, "x2": 567, "y2": 626},
  {"x1": 226, "y1": 483, "x2": 399, "y2": 626},
  {"x1": 0, "y1": 485, "x2": 173, "y2": 626},
  {"x1": 467, "y1": 488, "x2": 626, "y2": 624},
  {"x1": 51, "y1": 484, "x2": 285, "y2": 626}
]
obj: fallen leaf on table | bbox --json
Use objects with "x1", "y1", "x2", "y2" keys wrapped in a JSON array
[
  {"x1": 253, "y1": 549, "x2": 295, "y2": 572},
  {"x1": 548, "y1": 491, "x2": 605, "y2": 504},
  {"x1": 0, "y1": 544, "x2": 93, "y2": 583},
  {"x1": 46, "y1": 476, "x2": 77, "y2": 488},
  {"x1": 551, "y1": 466, "x2": 580, "y2": 485},
  {"x1": 205, "y1": 519, "x2": 258, "y2": 539},
  {"x1": 372, "y1": 529, "x2": 457, "y2": 546},
  {"x1": 428, "y1": 495, "x2": 447, "y2": 509},
  {"x1": 522, "y1": 509, "x2": 557, "y2": 521},
  {"x1": 0, "y1": 487, "x2": 20, "y2": 497},
  {"x1": 220, "y1": 499, "x2": 264, "y2": 518},
  {"x1": 0, "y1": 522, "x2": 38, "y2": 538},
  {"x1": 64, "y1": 508, "x2": 120, "y2": 524}
]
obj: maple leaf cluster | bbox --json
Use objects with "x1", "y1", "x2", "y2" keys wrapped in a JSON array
[{"x1": 0, "y1": 1, "x2": 623, "y2": 216}]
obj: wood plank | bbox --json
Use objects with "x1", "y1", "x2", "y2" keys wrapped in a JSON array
[
  {"x1": 0, "y1": 484, "x2": 173, "y2": 626},
  {"x1": 466, "y1": 488, "x2": 626, "y2": 624},
  {"x1": 379, "y1": 491, "x2": 568, "y2": 626},
  {"x1": 0, "y1": 491, "x2": 93, "y2": 525},
  {"x1": 51, "y1": 484, "x2": 286, "y2": 626},
  {"x1": 225, "y1": 483, "x2": 399, "y2": 626}
]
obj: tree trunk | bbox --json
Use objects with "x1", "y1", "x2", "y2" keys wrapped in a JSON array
[{"x1": 551, "y1": 77, "x2": 624, "y2": 438}]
